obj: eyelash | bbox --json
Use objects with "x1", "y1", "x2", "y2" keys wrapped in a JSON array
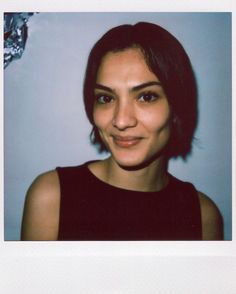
[
  {"x1": 95, "y1": 94, "x2": 114, "y2": 104},
  {"x1": 138, "y1": 91, "x2": 160, "y2": 102},
  {"x1": 94, "y1": 91, "x2": 160, "y2": 104}
]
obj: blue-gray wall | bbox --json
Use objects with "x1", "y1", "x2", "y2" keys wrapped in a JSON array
[{"x1": 4, "y1": 12, "x2": 232, "y2": 240}]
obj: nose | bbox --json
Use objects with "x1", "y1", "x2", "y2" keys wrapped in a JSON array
[{"x1": 112, "y1": 100, "x2": 137, "y2": 130}]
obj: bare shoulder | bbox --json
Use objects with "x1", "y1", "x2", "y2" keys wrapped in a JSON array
[
  {"x1": 21, "y1": 170, "x2": 60, "y2": 241},
  {"x1": 198, "y1": 192, "x2": 223, "y2": 240}
]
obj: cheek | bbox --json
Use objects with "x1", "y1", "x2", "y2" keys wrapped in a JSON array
[
  {"x1": 93, "y1": 109, "x2": 111, "y2": 147},
  {"x1": 93, "y1": 107, "x2": 103, "y2": 127},
  {"x1": 93, "y1": 107, "x2": 110, "y2": 131},
  {"x1": 141, "y1": 106, "x2": 172, "y2": 133}
]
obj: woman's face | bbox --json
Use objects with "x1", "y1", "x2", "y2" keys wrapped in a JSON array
[{"x1": 93, "y1": 48, "x2": 172, "y2": 168}]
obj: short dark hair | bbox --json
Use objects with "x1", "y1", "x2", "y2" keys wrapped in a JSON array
[{"x1": 83, "y1": 22, "x2": 198, "y2": 159}]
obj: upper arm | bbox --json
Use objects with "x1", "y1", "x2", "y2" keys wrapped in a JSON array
[
  {"x1": 198, "y1": 192, "x2": 223, "y2": 240},
  {"x1": 21, "y1": 170, "x2": 60, "y2": 241}
]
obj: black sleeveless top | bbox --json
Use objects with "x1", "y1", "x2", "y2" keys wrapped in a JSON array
[{"x1": 56, "y1": 163, "x2": 202, "y2": 240}]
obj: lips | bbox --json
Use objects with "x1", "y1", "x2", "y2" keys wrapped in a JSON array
[{"x1": 112, "y1": 135, "x2": 143, "y2": 148}]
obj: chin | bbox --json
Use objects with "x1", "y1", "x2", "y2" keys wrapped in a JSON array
[
  {"x1": 118, "y1": 160, "x2": 143, "y2": 170},
  {"x1": 110, "y1": 143, "x2": 169, "y2": 170},
  {"x1": 110, "y1": 151, "x2": 141, "y2": 168},
  {"x1": 112, "y1": 153, "x2": 161, "y2": 171}
]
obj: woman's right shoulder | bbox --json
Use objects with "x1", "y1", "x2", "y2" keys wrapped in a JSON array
[
  {"x1": 26, "y1": 170, "x2": 61, "y2": 206},
  {"x1": 21, "y1": 170, "x2": 61, "y2": 241},
  {"x1": 29, "y1": 170, "x2": 60, "y2": 195}
]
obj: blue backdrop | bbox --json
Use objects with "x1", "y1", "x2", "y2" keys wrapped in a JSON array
[{"x1": 4, "y1": 12, "x2": 232, "y2": 240}]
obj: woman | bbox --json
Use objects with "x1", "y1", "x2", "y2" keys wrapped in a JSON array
[{"x1": 21, "y1": 22, "x2": 223, "y2": 240}]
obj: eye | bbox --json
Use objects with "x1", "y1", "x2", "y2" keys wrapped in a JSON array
[
  {"x1": 138, "y1": 91, "x2": 160, "y2": 102},
  {"x1": 95, "y1": 94, "x2": 114, "y2": 104}
]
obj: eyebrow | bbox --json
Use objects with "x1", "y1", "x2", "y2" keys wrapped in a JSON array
[{"x1": 94, "y1": 81, "x2": 162, "y2": 93}]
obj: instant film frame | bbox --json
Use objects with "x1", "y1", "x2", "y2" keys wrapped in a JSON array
[
  {"x1": 4, "y1": 12, "x2": 232, "y2": 241},
  {"x1": 1, "y1": 1, "x2": 235, "y2": 293}
]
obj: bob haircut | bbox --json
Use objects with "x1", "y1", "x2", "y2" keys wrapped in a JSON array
[{"x1": 83, "y1": 22, "x2": 198, "y2": 159}]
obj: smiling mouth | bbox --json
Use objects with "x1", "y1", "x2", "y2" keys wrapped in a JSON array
[{"x1": 112, "y1": 136, "x2": 143, "y2": 148}]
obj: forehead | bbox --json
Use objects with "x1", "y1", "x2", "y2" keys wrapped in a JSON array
[
  {"x1": 101, "y1": 47, "x2": 145, "y2": 63},
  {"x1": 96, "y1": 48, "x2": 159, "y2": 83}
]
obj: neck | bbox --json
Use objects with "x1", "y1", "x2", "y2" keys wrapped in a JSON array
[{"x1": 102, "y1": 156, "x2": 169, "y2": 192}]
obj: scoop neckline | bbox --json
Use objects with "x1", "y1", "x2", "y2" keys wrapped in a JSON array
[{"x1": 84, "y1": 161, "x2": 173, "y2": 195}]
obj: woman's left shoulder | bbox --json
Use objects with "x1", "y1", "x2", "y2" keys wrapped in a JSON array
[{"x1": 198, "y1": 191, "x2": 224, "y2": 240}]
